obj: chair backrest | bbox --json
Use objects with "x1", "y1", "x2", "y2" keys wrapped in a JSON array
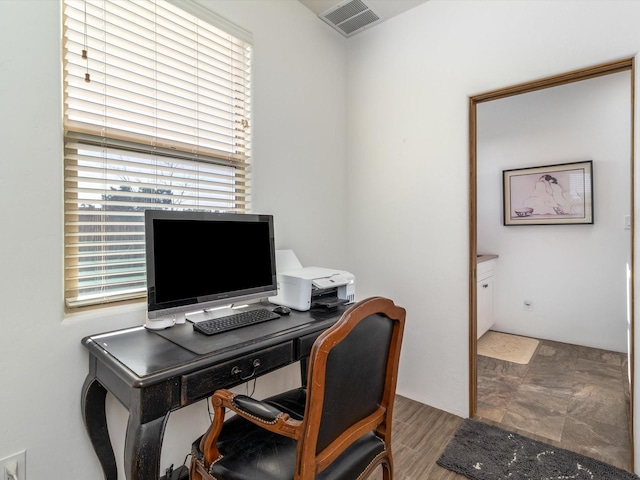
[{"x1": 296, "y1": 296, "x2": 406, "y2": 478}]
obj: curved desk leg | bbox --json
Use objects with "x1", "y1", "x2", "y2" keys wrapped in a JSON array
[
  {"x1": 82, "y1": 375, "x2": 118, "y2": 480},
  {"x1": 124, "y1": 413, "x2": 169, "y2": 480}
]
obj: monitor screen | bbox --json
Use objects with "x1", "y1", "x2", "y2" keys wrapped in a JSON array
[{"x1": 144, "y1": 210, "x2": 277, "y2": 324}]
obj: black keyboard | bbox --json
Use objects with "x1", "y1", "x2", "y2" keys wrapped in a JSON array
[{"x1": 193, "y1": 308, "x2": 281, "y2": 336}]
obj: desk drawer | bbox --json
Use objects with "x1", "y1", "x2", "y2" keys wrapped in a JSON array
[
  {"x1": 298, "y1": 331, "x2": 324, "y2": 358},
  {"x1": 181, "y1": 342, "x2": 294, "y2": 404}
]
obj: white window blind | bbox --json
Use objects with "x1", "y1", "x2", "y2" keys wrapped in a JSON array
[{"x1": 63, "y1": 0, "x2": 252, "y2": 308}]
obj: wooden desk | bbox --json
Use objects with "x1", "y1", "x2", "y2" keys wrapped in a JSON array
[{"x1": 81, "y1": 306, "x2": 344, "y2": 480}]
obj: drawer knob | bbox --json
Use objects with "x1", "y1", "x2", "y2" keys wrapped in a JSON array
[
  {"x1": 231, "y1": 359, "x2": 261, "y2": 381},
  {"x1": 482, "y1": 283, "x2": 489, "y2": 288}
]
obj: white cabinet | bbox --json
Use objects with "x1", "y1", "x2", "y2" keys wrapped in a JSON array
[{"x1": 477, "y1": 257, "x2": 496, "y2": 339}]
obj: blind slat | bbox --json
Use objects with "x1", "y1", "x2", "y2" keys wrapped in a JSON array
[{"x1": 63, "y1": 0, "x2": 252, "y2": 308}]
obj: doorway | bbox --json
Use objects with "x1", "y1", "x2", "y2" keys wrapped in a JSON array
[{"x1": 468, "y1": 58, "x2": 635, "y2": 465}]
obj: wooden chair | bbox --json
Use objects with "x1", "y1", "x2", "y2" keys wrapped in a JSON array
[{"x1": 190, "y1": 296, "x2": 406, "y2": 480}]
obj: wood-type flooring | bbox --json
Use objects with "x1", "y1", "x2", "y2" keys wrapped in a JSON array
[{"x1": 370, "y1": 338, "x2": 632, "y2": 479}]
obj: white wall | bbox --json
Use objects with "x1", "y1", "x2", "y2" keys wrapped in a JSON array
[
  {"x1": 477, "y1": 72, "x2": 631, "y2": 352},
  {"x1": 0, "y1": 1, "x2": 347, "y2": 478},
  {"x1": 345, "y1": 0, "x2": 640, "y2": 459}
]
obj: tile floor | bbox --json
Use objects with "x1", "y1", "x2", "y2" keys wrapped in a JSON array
[{"x1": 476, "y1": 334, "x2": 631, "y2": 470}]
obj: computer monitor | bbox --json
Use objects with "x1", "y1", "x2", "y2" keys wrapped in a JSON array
[{"x1": 144, "y1": 210, "x2": 277, "y2": 329}]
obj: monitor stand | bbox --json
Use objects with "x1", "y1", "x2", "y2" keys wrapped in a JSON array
[
  {"x1": 186, "y1": 305, "x2": 247, "y2": 323},
  {"x1": 144, "y1": 313, "x2": 186, "y2": 330}
]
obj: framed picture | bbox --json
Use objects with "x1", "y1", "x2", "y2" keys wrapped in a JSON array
[{"x1": 503, "y1": 160, "x2": 593, "y2": 226}]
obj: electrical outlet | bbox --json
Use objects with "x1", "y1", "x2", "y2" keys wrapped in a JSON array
[
  {"x1": 0, "y1": 450, "x2": 25, "y2": 480},
  {"x1": 523, "y1": 300, "x2": 533, "y2": 312}
]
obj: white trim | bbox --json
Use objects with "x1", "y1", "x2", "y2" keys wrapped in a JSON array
[{"x1": 167, "y1": 0, "x2": 253, "y2": 44}]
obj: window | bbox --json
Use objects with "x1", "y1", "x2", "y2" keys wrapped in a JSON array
[{"x1": 63, "y1": 0, "x2": 252, "y2": 308}]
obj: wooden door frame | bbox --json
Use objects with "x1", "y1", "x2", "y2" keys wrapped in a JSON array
[{"x1": 468, "y1": 57, "x2": 635, "y2": 464}]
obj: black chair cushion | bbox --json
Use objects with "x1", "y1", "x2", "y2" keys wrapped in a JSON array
[
  {"x1": 194, "y1": 428, "x2": 385, "y2": 480},
  {"x1": 315, "y1": 432, "x2": 385, "y2": 480},
  {"x1": 207, "y1": 414, "x2": 298, "y2": 480},
  {"x1": 193, "y1": 387, "x2": 386, "y2": 480}
]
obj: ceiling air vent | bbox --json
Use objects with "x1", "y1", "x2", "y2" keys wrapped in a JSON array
[{"x1": 319, "y1": 0, "x2": 382, "y2": 38}]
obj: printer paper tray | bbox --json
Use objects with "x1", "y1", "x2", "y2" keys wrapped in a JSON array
[{"x1": 312, "y1": 297, "x2": 349, "y2": 309}]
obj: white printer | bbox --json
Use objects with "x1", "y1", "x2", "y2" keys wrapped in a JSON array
[{"x1": 269, "y1": 251, "x2": 355, "y2": 311}]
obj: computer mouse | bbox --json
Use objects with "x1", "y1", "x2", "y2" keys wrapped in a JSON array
[{"x1": 273, "y1": 305, "x2": 291, "y2": 315}]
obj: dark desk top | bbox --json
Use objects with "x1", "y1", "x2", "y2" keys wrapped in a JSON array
[{"x1": 82, "y1": 306, "x2": 343, "y2": 388}]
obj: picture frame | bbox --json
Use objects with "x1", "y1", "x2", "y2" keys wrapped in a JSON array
[{"x1": 503, "y1": 160, "x2": 593, "y2": 226}]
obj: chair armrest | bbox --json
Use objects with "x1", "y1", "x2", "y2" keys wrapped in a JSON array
[
  {"x1": 216, "y1": 390, "x2": 303, "y2": 434},
  {"x1": 232, "y1": 394, "x2": 283, "y2": 423},
  {"x1": 199, "y1": 389, "x2": 303, "y2": 466}
]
